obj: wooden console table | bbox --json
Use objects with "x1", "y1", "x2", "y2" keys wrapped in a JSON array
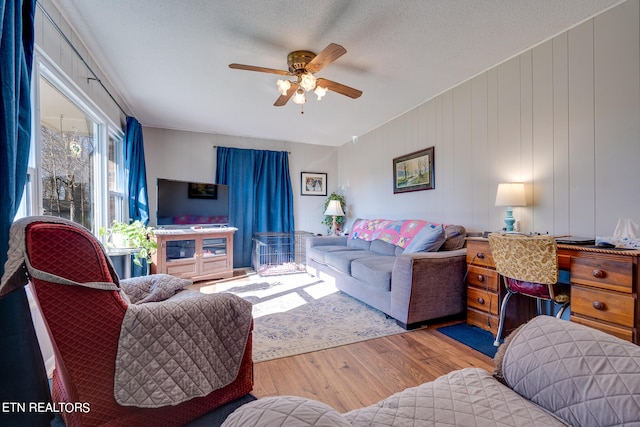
[
  {"x1": 151, "y1": 227, "x2": 236, "y2": 282},
  {"x1": 466, "y1": 237, "x2": 640, "y2": 344}
]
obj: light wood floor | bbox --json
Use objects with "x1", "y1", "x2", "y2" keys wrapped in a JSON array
[
  {"x1": 197, "y1": 270, "x2": 495, "y2": 413},
  {"x1": 252, "y1": 318, "x2": 495, "y2": 413}
]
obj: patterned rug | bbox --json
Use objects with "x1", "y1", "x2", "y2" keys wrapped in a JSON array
[{"x1": 197, "y1": 272, "x2": 407, "y2": 362}]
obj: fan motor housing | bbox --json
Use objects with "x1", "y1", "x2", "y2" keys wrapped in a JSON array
[{"x1": 287, "y1": 50, "x2": 316, "y2": 74}]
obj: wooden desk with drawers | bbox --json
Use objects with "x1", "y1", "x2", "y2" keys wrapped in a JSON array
[{"x1": 465, "y1": 237, "x2": 640, "y2": 344}]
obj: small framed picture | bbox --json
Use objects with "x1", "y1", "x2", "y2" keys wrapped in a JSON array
[
  {"x1": 393, "y1": 146, "x2": 435, "y2": 193},
  {"x1": 188, "y1": 182, "x2": 217, "y2": 199},
  {"x1": 301, "y1": 172, "x2": 327, "y2": 196}
]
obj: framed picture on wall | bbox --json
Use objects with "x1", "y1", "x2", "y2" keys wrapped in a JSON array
[
  {"x1": 301, "y1": 172, "x2": 327, "y2": 196},
  {"x1": 393, "y1": 146, "x2": 435, "y2": 193}
]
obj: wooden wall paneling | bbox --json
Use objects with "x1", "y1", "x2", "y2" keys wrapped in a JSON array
[
  {"x1": 497, "y1": 57, "x2": 522, "y2": 181},
  {"x1": 552, "y1": 33, "x2": 571, "y2": 235},
  {"x1": 568, "y1": 20, "x2": 596, "y2": 236},
  {"x1": 452, "y1": 81, "x2": 474, "y2": 227},
  {"x1": 440, "y1": 90, "x2": 455, "y2": 222},
  {"x1": 471, "y1": 73, "x2": 490, "y2": 232},
  {"x1": 487, "y1": 68, "x2": 500, "y2": 231},
  {"x1": 496, "y1": 58, "x2": 522, "y2": 231},
  {"x1": 594, "y1": 0, "x2": 640, "y2": 233},
  {"x1": 532, "y1": 41, "x2": 555, "y2": 235},
  {"x1": 520, "y1": 51, "x2": 534, "y2": 233}
]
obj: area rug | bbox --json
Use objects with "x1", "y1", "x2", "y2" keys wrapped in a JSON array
[
  {"x1": 201, "y1": 273, "x2": 407, "y2": 362},
  {"x1": 437, "y1": 323, "x2": 498, "y2": 358}
]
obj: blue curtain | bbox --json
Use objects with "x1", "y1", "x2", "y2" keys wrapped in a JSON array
[
  {"x1": 216, "y1": 147, "x2": 294, "y2": 267},
  {"x1": 0, "y1": 1, "x2": 52, "y2": 425},
  {"x1": 124, "y1": 116, "x2": 149, "y2": 225}
]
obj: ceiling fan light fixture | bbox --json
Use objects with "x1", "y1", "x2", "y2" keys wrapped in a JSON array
[
  {"x1": 299, "y1": 72, "x2": 317, "y2": 92},
  {"x1": 276, "y1": 79, "x2": 292, "y2": 96},
  {"x1": 314, "y1": 85, "x2": 328, "y2": 100},
  {"x1": 292, "y1": 88, "x2": 306, "y2": 105}
]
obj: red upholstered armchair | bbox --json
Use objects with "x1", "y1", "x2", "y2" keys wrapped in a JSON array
[{"x1": 7, "y1": 217, "x2": 253, "y2": 426}]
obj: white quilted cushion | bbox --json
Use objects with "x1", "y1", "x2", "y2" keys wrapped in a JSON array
[
  {"x1": 502, "y1": 316, "x2": 640, "y2": 426},
  {"x1": 221, "y1": 396, "x2": 351, "y2": 427},
  {"x1": 344, "y1": 368, "x2": 566, "y2": 426}
]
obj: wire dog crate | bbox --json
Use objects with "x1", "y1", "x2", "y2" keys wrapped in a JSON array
[{"x1": 252, "y1": 231, "x2": 314, "y2": 276}]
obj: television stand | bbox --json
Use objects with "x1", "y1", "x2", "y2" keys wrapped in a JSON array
[{"x1": 151, "y1": 228, "x2": 236, "y2": 281}]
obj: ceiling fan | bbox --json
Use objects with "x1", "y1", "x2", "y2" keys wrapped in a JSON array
[{"x1": 229, "y1": 43, "x2": 362, "y2": 107}]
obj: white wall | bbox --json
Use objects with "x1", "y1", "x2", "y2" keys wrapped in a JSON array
[
  {"x1": 143, "y1": 127, "x2": 338, "y2": 235},
  {"x1": 338, "y1": 0, "x2": 640, "y2": 237},
  {"x1": 35, "y1": 0, "x2": 128, "y2": 129}
]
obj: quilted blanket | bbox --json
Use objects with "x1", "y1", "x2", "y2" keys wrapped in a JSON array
[
  {"x1": 115, "y1": 288, "x2": 252, "y2": 407},
  {"x1": 1, "y1": 217, "x2": 253, "y2": 408}
]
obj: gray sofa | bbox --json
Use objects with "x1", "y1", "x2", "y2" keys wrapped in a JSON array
[
  {"x1": 305, "y1": 218, "x2": 467, "y2": 329},
  {"x1": 222, "y1": 316, "x2": 640, "y2": 426}
]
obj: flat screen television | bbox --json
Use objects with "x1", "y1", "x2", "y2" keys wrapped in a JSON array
[{"x1": 156, "y1": 178, "x2": 230, "y2": 227}]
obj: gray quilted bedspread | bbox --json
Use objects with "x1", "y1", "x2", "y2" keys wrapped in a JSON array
[{"x1": 343, "y1": 368, "x2": 566, "y2": 426}]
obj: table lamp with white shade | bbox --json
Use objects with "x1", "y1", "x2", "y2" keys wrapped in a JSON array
[
  {"x1": 495, "y1": 182, "x2": 526, "y2": 233},
  {"x1": 324, "y1": 200, "x2": 345, "y2": 235}
]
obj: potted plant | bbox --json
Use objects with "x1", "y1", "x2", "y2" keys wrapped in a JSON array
[
  {"x1": 100, "y1": 220, "x2": 158, "y2": 267},
  {"x1": 322, "y1": 192, "x2": 347, "y2": 234}
]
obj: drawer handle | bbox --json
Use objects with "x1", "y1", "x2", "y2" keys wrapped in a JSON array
[
  {"x1": 477, "y1": 253, "x2": 485, "y2": 259},
  {"x1": 592, "y1": 301, "x2": 605, "y2": 311},
  {"x1": 477, "y1": 297, "x2": 485, "y2": 305},
  {"x1": 592, "y1": 269, "x2": 605, "y2": 279},
  {"x1": 477, "y1": 274, "x2": 485, "y2": 282}
]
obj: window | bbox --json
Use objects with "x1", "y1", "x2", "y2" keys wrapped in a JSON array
[
  {"x1": 39, "y1": 77, "x2": 97, "y2": 229},
  {"x1": 108, "y1": 134, "x2": 126, "y2": 225},
  {"x1": 29, "y1": 59, "x2": 125, "y2": 234}
]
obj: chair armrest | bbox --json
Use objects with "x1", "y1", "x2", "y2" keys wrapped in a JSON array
[
  {"x1": 306, "y1": 235, "x2": 348, "y2": 249},
  {"x1": 120, "y1": 274, "x2": 191, "y2": 304}
]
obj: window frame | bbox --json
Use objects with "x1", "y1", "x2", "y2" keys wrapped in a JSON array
[{"x1": 25, "y1": 49, "x2": 125, "y2": 233}]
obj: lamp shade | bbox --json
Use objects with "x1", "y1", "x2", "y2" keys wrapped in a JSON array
[
  {"x1": 495, "y1": 183, "x2": 526, "y2": 207},
  {"x1": 324, "y1": 200, "x2": 345, "y2": 216}
]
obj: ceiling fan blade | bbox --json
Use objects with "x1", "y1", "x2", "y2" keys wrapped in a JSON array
[
  {"x1": 306, "y1": 43, "x2": 347, "y2": 73},
  {"x1": 229, "y1": 63, "x2": 292, "y2": 76},
  {"x1": 274, "y1": 83, "x2": 299, "y2": 107},
  {"x1": 316, "y1": 78, "x2": 362, "y2": 99}
]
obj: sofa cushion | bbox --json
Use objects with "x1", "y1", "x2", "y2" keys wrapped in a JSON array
[
  {"x1": 347, "y1": 237, "x2": 371, "y2": 250},
  {"x1": 344, "y1": 367, "x2": 566, "y2": 426},
  {"x1": 370, "y1": 239, "x2": 397, "y2": 256},
  {"x1": 502, "y1": 316, "x2": 640, "y2": 427},
  {"x1": 440, "y1": 225, "x2": 466, "y2": 251},
  {"x1": 307, "y1": 245, "x2": 357, "y2": 264},
  {"x1": 351, "y1": 256, "x2": 396, "y2": 292},
  {"x1": 325, "y1": 250, "x2": 377, "y2": 275},
  {"x1": 403, "y1": 224, "x2": 445, "y2": 254}
]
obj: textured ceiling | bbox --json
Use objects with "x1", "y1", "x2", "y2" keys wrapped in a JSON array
[{"x1": 51, "y1": 0, "x2": 622, "y2": 146}]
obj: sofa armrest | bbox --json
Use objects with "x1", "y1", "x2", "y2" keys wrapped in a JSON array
[
  {"x1": 306, "y1": 235, "x2": 348, "y2": 249},
  {"x1": 390, "y1": 248, "x2": 467, "y2": 326},
  {"x1": 500, "y1": 316, "x2": 640, "y2": 426}
]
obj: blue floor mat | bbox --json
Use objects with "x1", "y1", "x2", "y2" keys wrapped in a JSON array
[{"x1": 437, "y1": 323, "x2": 499, "y2": 358}]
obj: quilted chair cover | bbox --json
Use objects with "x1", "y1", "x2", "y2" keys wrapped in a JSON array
[
  {"x1": 22, "y1": 219, "x2": 253, "y2": 426},
  {"x1": 500, "y1": 316, "x2": 640, "y2": 426},
  {"x1": 488, "y1": 233, "x2": 558, "y2": 288}
]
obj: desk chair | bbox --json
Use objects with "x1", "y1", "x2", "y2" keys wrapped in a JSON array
[{"x1": 488, "y1": 233, "x2": 570, "y2": 346}]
